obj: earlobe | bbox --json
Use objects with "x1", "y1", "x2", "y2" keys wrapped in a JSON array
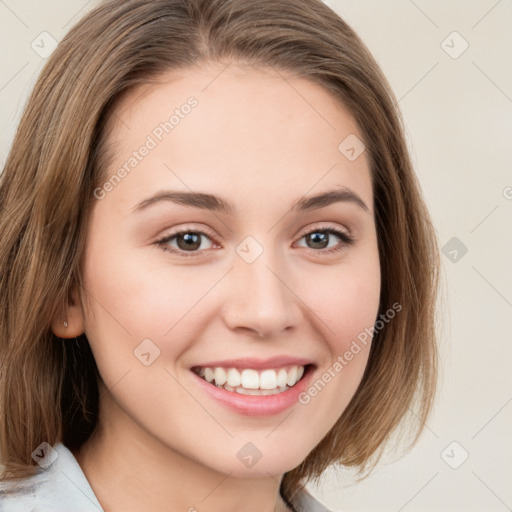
[{"x1": 51, "y1": 285, "x2": 85, "y2": 339}]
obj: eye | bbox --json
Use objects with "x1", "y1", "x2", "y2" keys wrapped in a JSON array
[
  {"x1": 155, "y1": 229, "x2": 218, "y2": 258},
  {"x1": 154, "y1": 225, "x2": 355, "y2": 258},
  {"x1": 295, "y1": 227, "x2": 355, "y2": 254}
]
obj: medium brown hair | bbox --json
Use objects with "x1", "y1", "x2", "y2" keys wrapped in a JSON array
[{"x1": 0, "y1": 0, "x2": 440, "y2": 504}]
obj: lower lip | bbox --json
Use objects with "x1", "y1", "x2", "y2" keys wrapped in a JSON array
[{"x1": 191, "y1": 366, "x2": 314, "y2": 416}]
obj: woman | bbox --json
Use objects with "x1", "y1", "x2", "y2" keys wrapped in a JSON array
[{"x1": 0, "y1": 0, "x2": 440, "y2": 510}]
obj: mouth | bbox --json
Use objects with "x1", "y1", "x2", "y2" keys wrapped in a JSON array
[{"x1": 191, "y1": 364, "x2": 314, "y2": 396}]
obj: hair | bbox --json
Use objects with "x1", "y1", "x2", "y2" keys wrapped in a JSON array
[{"x1": 0, "y1": 0, "x2": 440, "y2": 505}]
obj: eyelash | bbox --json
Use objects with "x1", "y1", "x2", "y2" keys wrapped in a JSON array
[{"x1": 154, "y1": 225, "x2": 355, "y2": 258}]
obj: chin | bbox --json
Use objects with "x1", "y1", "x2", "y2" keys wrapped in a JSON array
[{"x1": 204, "y1": 442, "x2": 312, "y2": 479}]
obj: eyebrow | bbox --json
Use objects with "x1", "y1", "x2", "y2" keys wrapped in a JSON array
[{"x1": 131, "y1": 186, "x2": 370, "y2": 215}]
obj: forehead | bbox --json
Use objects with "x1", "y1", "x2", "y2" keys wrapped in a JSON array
[{"x1": 101, "y1": 62, "x2": 373, "y2": 216}]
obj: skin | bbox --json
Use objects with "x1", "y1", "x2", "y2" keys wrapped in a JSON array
[{"x1": 52, "y1": 61, "x2": 381, "y2": 512}]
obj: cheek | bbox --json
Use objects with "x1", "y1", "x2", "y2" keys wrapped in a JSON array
[
  {"x1": 324, "y1": 274, "x2": 380, "y2": 350},
  {"x1": 294, "y1": 248, "x2": 380, "y2": 412},
  {"x1": 302, "y1": 251, "x2": 381, "y2": 352},
  {"x1": 80, "y1": 235, "x2": 221, "y2": 380}
]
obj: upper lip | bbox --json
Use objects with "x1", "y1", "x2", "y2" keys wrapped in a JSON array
[{"x1": 191, "y1": 356, "x2": 315, "y2": 370}]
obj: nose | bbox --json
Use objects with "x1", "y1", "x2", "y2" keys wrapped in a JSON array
[{"x1": 221, "y1": 245, "x2": 303, "y2": 339}]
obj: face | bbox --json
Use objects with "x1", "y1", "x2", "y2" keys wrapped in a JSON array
[{"x1": 74, "y1": 62, "x2": 380, "y2": 477}]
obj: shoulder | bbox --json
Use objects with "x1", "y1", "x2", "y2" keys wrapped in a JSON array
[
  {"x1": 0, "y1": 443, "x2": 103, "y2": 512},
  {"x1": 291, "y1": 487, "x2": 336, "y2": 512}
]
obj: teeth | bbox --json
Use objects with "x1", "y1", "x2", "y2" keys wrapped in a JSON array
[
  {"x1": 226, "y1": 368, "x2": 241, "y2": 387},
  {"x1": 214, "y1": 367, "x2": 227, "y2": 386},
  {"x1": 286, "y1": 366, "x2": 297, "y2": 386},
  {"x1": 235, "y1": 386, "x2": 287, "y2": 395},
  {"x1": 260, "y1": 369, "x2": 277, "y2": 389},
  {"x1": 196, "y1": 365, "x2": 306, "y2": 392},
  {"x1": 276, "y1": 368, "x2": 287, "y2": 388},
  {"x1": 241, "y1": 369, "x2": 259, "y2": 389}
]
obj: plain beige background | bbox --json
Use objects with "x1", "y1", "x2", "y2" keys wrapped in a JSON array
[{"x1": 1, "y1": 1, "x2": 511, "y2": 511}]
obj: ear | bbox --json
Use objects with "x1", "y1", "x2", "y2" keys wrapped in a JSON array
[{"x1": 51, "y1": 284, "x2": 85, "y2": 339}]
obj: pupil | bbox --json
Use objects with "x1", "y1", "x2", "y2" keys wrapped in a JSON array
[
  {"x1": 178, "y1": 233, "x2": 200, "y2": 250},
  {"x1": 309, "y1": 232, "x2": 328, "y2": 249}
]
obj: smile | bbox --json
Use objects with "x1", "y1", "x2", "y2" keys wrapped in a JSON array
[{"x1": 192, "y1": 365, "x2": 308, "y2": 396}]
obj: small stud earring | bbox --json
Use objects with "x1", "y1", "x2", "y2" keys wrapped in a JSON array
[{"x1": 63, "y1": 320, "x2": 68, "y2": 328}]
